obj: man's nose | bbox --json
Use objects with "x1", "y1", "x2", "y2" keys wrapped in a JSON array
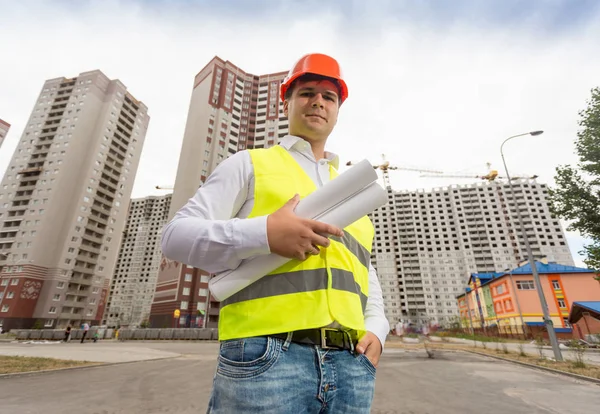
[{"x1": 311, "y1": 94, "x2": 325, "y2": 108}]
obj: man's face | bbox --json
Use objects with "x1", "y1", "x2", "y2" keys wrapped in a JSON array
[{"x1": 284, "y1": 79, "x2": 340, "y2": 143}]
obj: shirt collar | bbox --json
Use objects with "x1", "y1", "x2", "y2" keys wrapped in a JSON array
[{"x1": 279, "y1": 135, "x2": 339, "y2": 169}]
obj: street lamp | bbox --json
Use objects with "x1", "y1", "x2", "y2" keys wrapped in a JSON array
[{"x1": 500, "y1": 130, "x2": 563, "y2": 361}]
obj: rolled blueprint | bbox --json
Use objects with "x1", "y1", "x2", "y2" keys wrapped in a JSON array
[
  {"x1": 209, "y1": 180, "x2": 388, "y2": 301},
  {"x1": 294, "y1": 159, "x2": 378, "y2": 219}
]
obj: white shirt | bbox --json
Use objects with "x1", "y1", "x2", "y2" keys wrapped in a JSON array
[{"x1": 161, "y1": 135, "x2": 390, "y2": 347}]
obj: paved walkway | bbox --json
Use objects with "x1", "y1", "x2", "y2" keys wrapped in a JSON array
[{"x1": 0, "y1": 342, "x2": 599, "y2": 413}]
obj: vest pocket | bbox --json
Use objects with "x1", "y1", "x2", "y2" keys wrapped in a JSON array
[{"x1": 217, "y1": 337, "x2": 281, "y2": 379}]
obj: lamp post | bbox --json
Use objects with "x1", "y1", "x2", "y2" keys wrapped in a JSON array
[{"x1": 500, "y1": 130, "x2": 563, "y2": 361}]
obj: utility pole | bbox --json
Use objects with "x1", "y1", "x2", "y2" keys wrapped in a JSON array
[{"x1": 501, "y1": 131, "x2": 563, "y2": 361}]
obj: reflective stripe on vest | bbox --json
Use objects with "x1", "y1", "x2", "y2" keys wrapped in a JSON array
[
  {"x1": 222, "y1": 268, "x2": 368, "y2": 311},
  {"x1": 330, "y1": 230, "x2": 371, "y2": 269}
]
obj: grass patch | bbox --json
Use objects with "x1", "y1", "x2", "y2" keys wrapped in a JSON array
[
  {"x1": 434, "y1": 332, "x2": 510, "y2": 343},
  {"x1": 0, "y1": 356, "x2": 97, "y2": 374},
  {"x1": 386, "y1": 341, "x2": 600, "y2": 380}
]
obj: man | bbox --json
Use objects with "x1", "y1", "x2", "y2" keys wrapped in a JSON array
[
  {"x1": 80, "y1": 322, "x2": 89, "y2": 343},
  {"x1": 162, "y1": 53, "x2": 389, "y2": 413}
]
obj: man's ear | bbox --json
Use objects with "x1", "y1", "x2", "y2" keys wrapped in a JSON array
[{"x1": 283, "y1": 100, "x2": 289, "y2": 117}]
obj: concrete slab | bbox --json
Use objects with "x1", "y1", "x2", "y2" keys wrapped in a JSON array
[{"x1": 0, "y1": 342, "x2": 180, "y2": 363}]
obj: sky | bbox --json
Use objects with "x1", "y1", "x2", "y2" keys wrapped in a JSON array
[{"x1": 0, "y1": 0, "x2": 598, "y2": 267}]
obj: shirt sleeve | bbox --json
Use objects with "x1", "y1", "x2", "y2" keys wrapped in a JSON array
[
  {"x1": 364, "y1": 263, "x2": 390, "y2": 351},
  {"x1": 160, "y1": 151, "x2": 271, "y2": 274}
]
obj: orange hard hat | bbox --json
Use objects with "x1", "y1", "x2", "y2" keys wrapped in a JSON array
[{"x1": 280, "y1": 53, "x2": 348, "y2": 104}]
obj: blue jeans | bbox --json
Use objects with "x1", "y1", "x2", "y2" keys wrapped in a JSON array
[{"x1": 207, "y1": 335, "x2": 376, "y2": 413}]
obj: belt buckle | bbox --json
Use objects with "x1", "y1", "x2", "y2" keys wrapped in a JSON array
[{"x1": 320, "y1": 328, "x2": 339, "y2": 349}]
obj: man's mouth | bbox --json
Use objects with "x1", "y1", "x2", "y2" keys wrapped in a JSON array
[{"x1": 306, "y1": 114, "x2": 326, "y2": 121}]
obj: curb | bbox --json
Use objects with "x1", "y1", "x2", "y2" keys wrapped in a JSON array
[
  {"x1": 0, "y1": 355, "x2": 180, "y2": 380},
  {"x1": 463, "y1": 349, "x2": 600, "y2": 386}
]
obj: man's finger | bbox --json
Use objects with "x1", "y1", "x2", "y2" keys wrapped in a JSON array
[
  {"x1": 308, "y1": 220, "x2": 343, "y2": 238},
  {"x1": 364, "y1": 346, "x2": 380, "y2": 368},
  {"x1": 283, "y1": 194, "x2": 300, "y2": 210},
  {"x1": 294, "y1": 251, "x2": 307, "y2": 261},
  {"x1": 310, "y1": 233, "x2": 330, "y2": 248},
  {"x1": 307, "y1": 244, "x2": 320, "y2": 256},
  {"x1": 356, "y1": 335, "x2": 374, "y2": 354}
]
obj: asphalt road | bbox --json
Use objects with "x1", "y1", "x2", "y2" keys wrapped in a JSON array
[{"x1": 0, "y1": 343, "x2": 598, "y2": 414}]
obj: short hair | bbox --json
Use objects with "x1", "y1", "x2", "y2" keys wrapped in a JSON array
[{"x1": 284, "y1": 74, "x2": 342, "y2": 104}]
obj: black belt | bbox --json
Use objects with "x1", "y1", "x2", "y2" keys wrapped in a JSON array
[{"x1": 271, "y1": 328, "x2": 357, "y2": 350}]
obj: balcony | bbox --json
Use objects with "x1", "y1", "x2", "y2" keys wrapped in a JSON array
[
  {"x1": 71, "y1": 274, "x2": 93, "y2": 285},
  {"x1": 63, "y1": 300, "x2": 86, "y2": 308},
  {"x1": 18, "y1": 166, "x2": 44, "y2": 174},
  {"x1": 59, "y1": 312, "x2": 82, "y2": 320}
]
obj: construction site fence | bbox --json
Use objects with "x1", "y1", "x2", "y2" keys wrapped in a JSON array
[
  {"x1": 11, "y1": 328, "x2": 219, "y2": 341},
  {"x1": 450, "y1": 325, "x2": 534, "y2": 341}
]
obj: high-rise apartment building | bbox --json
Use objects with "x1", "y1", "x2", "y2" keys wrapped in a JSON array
[
  {"x1": 0, "y1": 119, "x2": 10, "y2": 149},
  {"x1": 0, "y1": 70, "x2": 148, "y2": 331},
  {"x1": 370, "y1": 179, "x2": 574, "y2": 327},
  {"x1": 150, "y1": 56, "x2": 288, "y2": 328},
  {"x1": 103, "y1": 194, "x2": 171, "y2": 328}
]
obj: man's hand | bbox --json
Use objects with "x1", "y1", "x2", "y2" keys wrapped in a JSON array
[
  {"x1": 267, "y1": 194, "x2": 343, "y2": 261},
  {"x1": 356, "y1": 331, "x2": 382, "y2": 368}
]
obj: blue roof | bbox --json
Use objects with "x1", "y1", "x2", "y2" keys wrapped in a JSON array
[
  {"x1": 509, "y1": 262, "x2": 596, "y2": 275},
  {"x1": 573, "y1": 301, "x2": 600, "y2": 313},
  {"x1": 568, "y1": 301, "x2": 600, "y2": 323},
  {"x1": 468, "y1": 261, "x2": 596, "y2": 287}
]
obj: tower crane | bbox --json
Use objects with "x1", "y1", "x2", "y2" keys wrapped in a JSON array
[
  {"x1": 346, "y1": 154, "x2": 443, "y2": 189},
  {"x1": 419, "y1": 162, "x2": 538, "y2": 182}
]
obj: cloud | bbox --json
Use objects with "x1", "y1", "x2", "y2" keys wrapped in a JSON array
[{"x1": 0, "y1": 0, "x2": 598, "y2": 265}]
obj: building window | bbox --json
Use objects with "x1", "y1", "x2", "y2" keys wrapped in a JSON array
[
  {"x1": 516, "y1": 280, "x2": 535, "y2": 290},
  {"x1": 180, "y1": 301, "x2": 189, "y2": 310},
  {"x1": 57, "y1": 282, "x2": 65, "y2": 289},
  {"x1": 7, "y1": 292, "x2": 14, "y2": 299},
  {"x1": 49, "y1": 307, "x2": 56, "y2": 314},
  {"x1": 496, "y1": 284, "x2": 505, "y2": 295},
  {"x1": 184, "y1": 274, "x2": 192, "y2": 282},
  {"x1": 182, "y1": 287, "x2": 190, "y2": 296},
  {"x1": 53, "y1": 294, "x2": 60, "y2": 301},
  {"x1": 1, "y1": 305, "x2": 8, "y2": 312},
  {"x1": 557, "y1": 299, "x2": 566, "y2": 309},
  {"x1": 10, "y1": 279, "x2": 18, "y2": 285},
  {"x1": 44, "y1": 320, "x2": 54, "y2": 327},
  {"x1": 199, "y1": 288, "x2": 208, "y2": 297},
  {"x1": 552, "y1": 280, "x2": 560, "y2": 290}
]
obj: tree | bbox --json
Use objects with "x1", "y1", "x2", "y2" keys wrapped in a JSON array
[{"x1": 548, "y1": 87, "x2": 600, "y2": 270}]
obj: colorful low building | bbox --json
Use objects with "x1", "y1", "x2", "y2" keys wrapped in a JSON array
[
  {"x1": 457, "y1": 262, "x2": 600, "y2": 335},
  {"x1": 568, "y1": 301, "x2": 600, "y2": 342}
]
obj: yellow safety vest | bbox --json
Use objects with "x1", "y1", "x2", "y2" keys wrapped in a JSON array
[{"x1": 218, "y1": 145, "x2": 375, "y2": 341}]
